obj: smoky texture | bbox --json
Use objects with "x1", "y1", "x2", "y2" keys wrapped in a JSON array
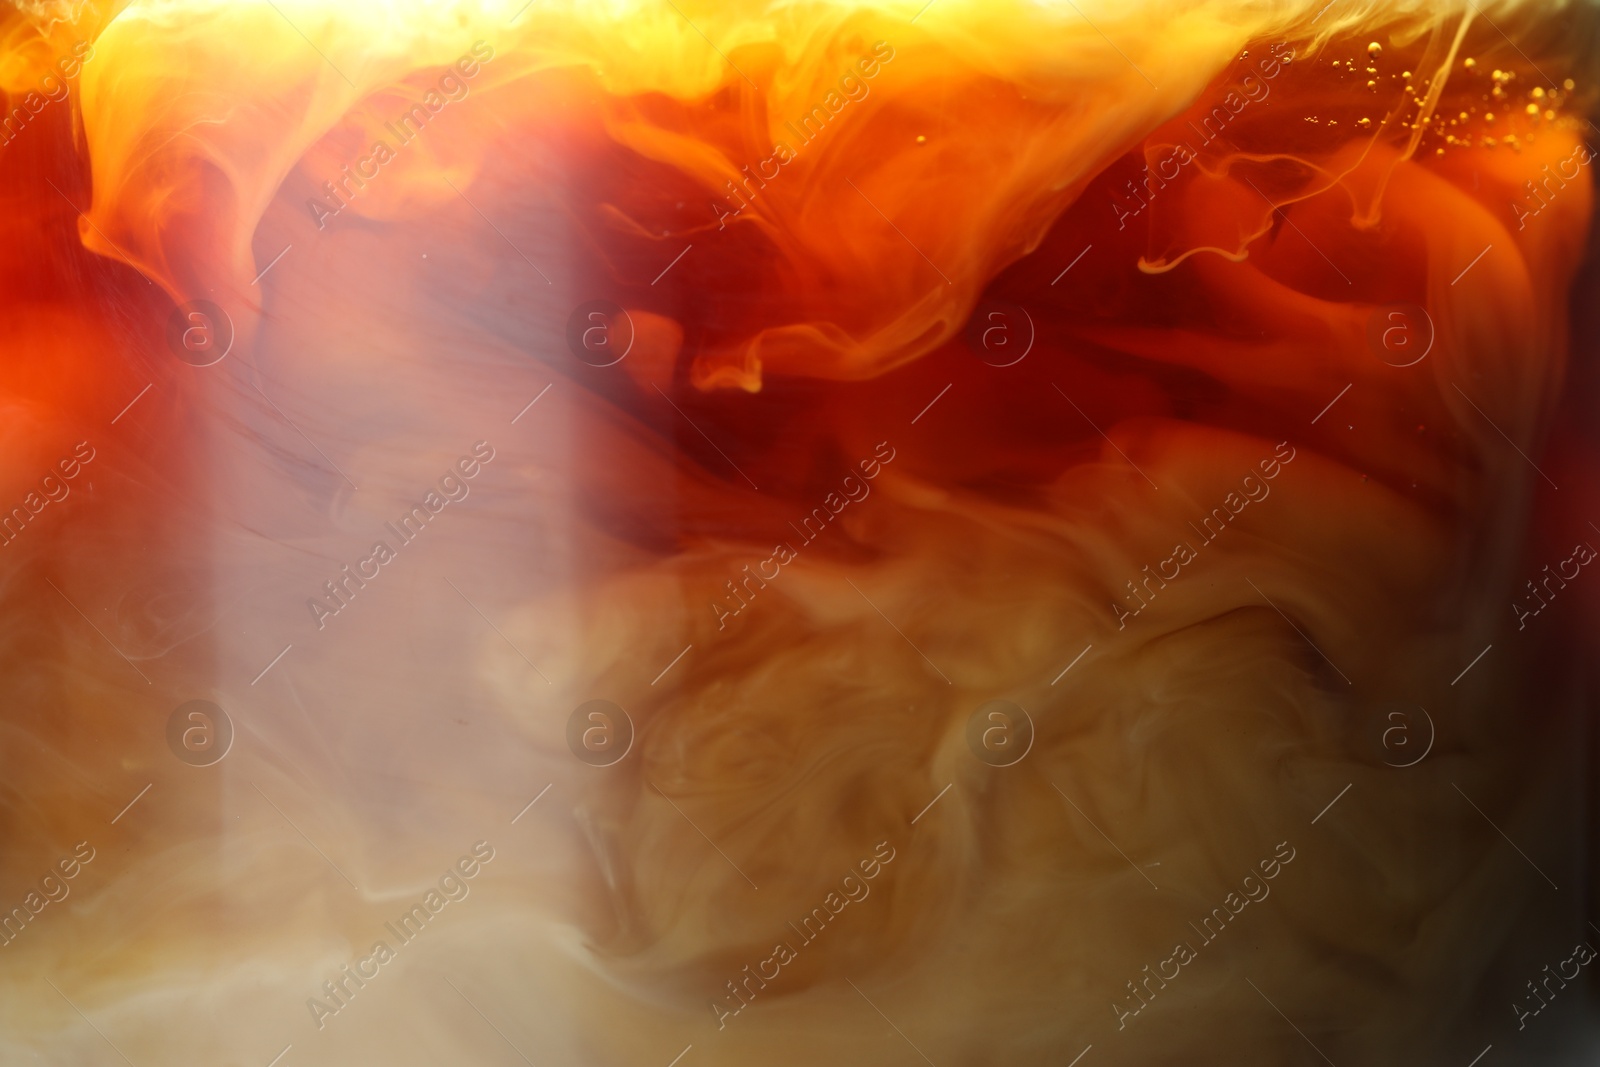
[{"x1": 0, "y1": 1, "x2": 1597, "y2": 1066}]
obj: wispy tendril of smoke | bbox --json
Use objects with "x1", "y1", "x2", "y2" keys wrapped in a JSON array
[{"x1": 0, "y1": 1, "x2": 1596, "y2": 1064}]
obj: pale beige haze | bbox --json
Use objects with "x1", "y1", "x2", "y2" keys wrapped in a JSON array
[{"x1": 0, "y1": 0, "x2": 1595, "y2": 1064}]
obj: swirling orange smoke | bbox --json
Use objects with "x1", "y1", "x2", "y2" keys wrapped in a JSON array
[{"x1": 1, "y1": 1, "x2": 1599, "y2": 1065}]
